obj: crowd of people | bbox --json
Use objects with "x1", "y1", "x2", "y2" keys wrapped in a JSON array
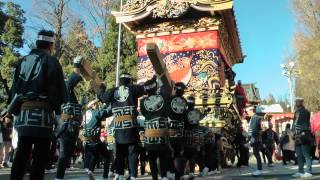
[
  {"x1": 2, "y1": 30, "x2": 229, "y2": 180},
  {"x1": 1, "y1": 29, "x2": 320, "y2": 180},
  {"x1": 248, "y1": 98, "x2": 317, "y2": 178}
]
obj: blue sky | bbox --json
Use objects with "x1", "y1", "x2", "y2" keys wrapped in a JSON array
[
  {"x1": 233, "y1": 0, "x2": 294, "y2": 100},
  {"x1": 6, "y1": 0, "x2": 295, "y2": 100}
]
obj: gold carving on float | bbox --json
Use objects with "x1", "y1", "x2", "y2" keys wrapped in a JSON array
[
  {"x1": 122, "y1": 0, "x2": 233, "y2": 18},
  {"x1": 219, "y1": 21, "x2": 237, "y2": 64},
  {"x1": 134, "y1": 17, "x2": 221, "y2": 34}
]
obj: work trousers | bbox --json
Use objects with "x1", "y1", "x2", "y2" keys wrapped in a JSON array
[
  {"x1": 11, "y1": 136, "x2": 51, "y2": 180},
  {"x1": 55, "y1": 129, "x2": 78, "y2": 179},
  {"x1": 83, "y1": 143, "x2": 91, "y2": 169},
  {"x1": 265, "y1": 145, "x2": 274, "y2": 165},
  {"x1": 204, "y1": 143, "x2": 215, "y2": 170},
  {"x1": 211, "y1": 144, "x2": 221, "y2": 171},
  {"x1": 147, "y1": 146, "x2": 169, "y2": 180},
  {"x1": 252, "y1": 143, "x2": 262, "y2": 170},
  {"x1": 183, "y1": 147, "x2": 205, "y2": 174},
  {"x1": 296, "y1": 144, "x2": 312, "y2": 174},
  {"x1": 0, "y1": 141, "x2": 11, "y2": 165},
  {"x1": 138, "y1": 146, "x2": 147, "y2": 175},
  {"x1": 168, "y1": 139, "x2": 184, "y2": 180},
  {"x1": 108, "y1": 149, "x2": 116, "y2": 174},
  {"x1": 282, "y1": 149, "x2": 297, "y2": 165},
  {"x1": 237, "y1": 145, "x2": 249, "y2": 166},
  {"x1": 116, "y1": 143, "x2": 139, "y2": 178},
  {"x1": 86, "y1": 141, "x2": 110, "y2": 178}
]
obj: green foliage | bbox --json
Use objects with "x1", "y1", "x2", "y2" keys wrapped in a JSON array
[
  {"x1": 63, "y1": 19, "x2": 98, "y2": 100},
  {"x1": 0, "y1": 1, "x2": 25, "y2": 109},
  {"x1": 295, "y1": 36, "x2": 320, "y2": 111},
  {"x1": 94, "y1": 15, "x2": 118, "y2": 88},
  {"x1": 291, "y1": 0, "x2": 320, "y2": 111},
  {"x1": 95, "y1": 10, "x2": 137, "y2": 89}
]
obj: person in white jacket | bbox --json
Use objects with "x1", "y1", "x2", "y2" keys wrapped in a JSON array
[{"x1": 281, "y1": 123, "x2": 297, "y2": 165}]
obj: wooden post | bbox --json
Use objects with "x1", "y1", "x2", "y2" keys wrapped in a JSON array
[
  {"x1": 146, "y1": 43, "x2": 173, "y2": 92},
  {"x1": 79, "y1": 60, "x2": 103, "y2": 93}
]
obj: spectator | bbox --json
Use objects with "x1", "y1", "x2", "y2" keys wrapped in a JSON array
[
  {"x1": 292, "y1": 97, "x2": 312, "y2": 178},
  {"x1": 235, "y1": 127, "x2": 249, "y2": 167},
  {"x1": 280, "y1": 123, "x2": 297, "y2": 165},
  {"x1": 235, "y1": 80, "x2": 249, "y2": 117},
  {"x1": 0, "y1": 111, "x2": 3, "y2": 169},
  {"x1": 260, "y1": 126, "x2": 268, "y2": 164},
  {"x1": 0, "y1": 113, "x2": 13, "y2": 168},
  {"x1": 261, "y1": 121, "x2": 279, "y2": 167},
  {"x1": 248, "y1": 106, "x2": 263, "y2": 176}
]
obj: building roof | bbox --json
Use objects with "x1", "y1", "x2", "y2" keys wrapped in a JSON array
[{"x1": 256, "y1": 104, "x2": 284, "y2": 114}]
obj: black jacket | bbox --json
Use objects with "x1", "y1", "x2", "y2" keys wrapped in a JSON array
[
  {"x1": 140, "y1": 92, "x2": 169, "y2": 149},
  {"x1": 294, "y1": 106, "x2": 311, "y2": 132},
  {"x1": 10, "y1": 49, "x2": 67, "y2": 138},
  {"x1": 167, "y1": 95, "x2": 188, "y2": 139},
  {"x1": 10, "y1": 49, "x2": 68, "y2": 114},
  {"x1": 83, "y1": 105, "x2": 112, "y2": 139},
  {"x1": 262, "y1": 129, "x2": 279, "y2": 146},
  {"x1": 99, "y1": 84, "x2": 145, "y2": 144}
]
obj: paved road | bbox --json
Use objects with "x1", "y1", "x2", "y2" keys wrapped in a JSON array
[{"x1": 1, "y1": 160, "x2": 320, "y2": 179}]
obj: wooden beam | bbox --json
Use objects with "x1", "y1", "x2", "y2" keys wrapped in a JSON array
[
  {"x1": 79, "y1": 60, "x2": 103, "y2": 94},
  {"x1": 146, "y1": 43, "x2": 173, "y2": 91}
]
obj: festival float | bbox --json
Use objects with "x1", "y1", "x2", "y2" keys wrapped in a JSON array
[{"x1": 112, "y1": 0, "x2": 244, "y2": 164}]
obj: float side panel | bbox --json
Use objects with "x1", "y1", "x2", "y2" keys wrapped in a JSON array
[{"x1": 136, "y1": 31, "x2": 226, "y2": 93}]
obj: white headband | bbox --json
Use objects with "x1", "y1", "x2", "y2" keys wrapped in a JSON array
[
  {"x1": 120, "y1": 74, "x2": 132, "y2": 79},
  {"x1": 187, "y1": 99, "x2": 195, "y2": 103},
  {"x1": 38, "y1": 35, "x2": 54, "y2": 43}
]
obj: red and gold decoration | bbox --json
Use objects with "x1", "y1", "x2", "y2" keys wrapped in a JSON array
[{"x1": 112, "y1": 0, "x2": 243, "y2": 130}]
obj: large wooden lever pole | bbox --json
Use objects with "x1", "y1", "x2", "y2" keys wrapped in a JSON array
[
  {"x1": 146, "y1": 43, "x2": 173, "y2": 92},
  {"x1": 79, "y1": 60, "x2": 103, "y2": 93}
]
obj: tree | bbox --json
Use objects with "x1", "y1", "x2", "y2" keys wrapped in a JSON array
[
  {"x1": 77, "y1": 0, "x2": 115, "y2": 41},
  {"x1": 95, "y1": 11, "x2": 137, "y2": 88},
  {"x1": 264, "y1": 93, "x2": 277, "y2": 105},
  {"x1": 290, "y1": 0, "x2": 320, "y2": 111},
  {"x1": 32, "y1": 0, "x2": 71, "y2": 60},
  {"x1": 0, "y1": 1, "x2": 25, "y2": 108},
  {"x1": 278, "y1": 97, "x2": 291, "y2": 112},
  {"x1": 63, "y1": 19, "x2": 98, "y2": 99},
  {"x1": 62, "y1": 19, "x2": 97, "y2": 67}
]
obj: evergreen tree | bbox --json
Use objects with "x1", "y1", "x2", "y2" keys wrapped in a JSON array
[
  {"x1": 63, "y1": 19, "x2": 98, "y2": 100},
  {"x1": 0, "y1": 1, "x2": 25, "y2": 108},
  {"x1": 96, "y1": 3, "x2": 137, "y2": 88}
]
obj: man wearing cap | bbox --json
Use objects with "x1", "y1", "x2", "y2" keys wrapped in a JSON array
[
  {"x1": 140, "y1": 77, "x2": 170, "y2": 180},
  {"x1": 247, "y1": 106, "x2": 263, "y2": 176},
  {"x1": 167, "y1": 82, "x2": 188, "y2": 180},
  {"x1": 55, "y1": 56, "x2": 84, "y2": 180},
  {"x1": 292, "y1": 97, "x2": 312, "y2": 178},
  {"x1": 82, "y1": 100, "x2": 113, "y2": 180},
  {"x1": 98, "y1": 73, "x2": 154, "y2": 180},
  {"x1": 9, "y1": 30, "x2": 68, "y2": 180}
]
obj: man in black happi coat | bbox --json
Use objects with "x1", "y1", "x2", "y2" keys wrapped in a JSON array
[
  {"x1": 140, "y1": 77, "x2": 170, "y2": 180},
  {"x1": 98, "y1": 73, "x2": 153, "y2": 180},
  {"x1": 10, "y1": 30, "x2": 68, "y2": 180}
]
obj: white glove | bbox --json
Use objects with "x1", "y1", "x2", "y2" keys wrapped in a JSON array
[{"x1": 73, "y1": 55, "x2": 82, "y2": 67}]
